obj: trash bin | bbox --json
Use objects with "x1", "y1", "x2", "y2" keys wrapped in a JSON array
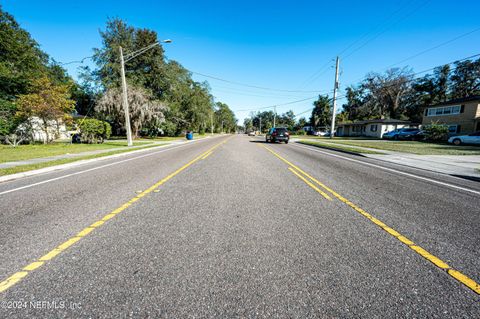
[{"x1": 186, "y1": 132, "x2": 193, "y2": 140}]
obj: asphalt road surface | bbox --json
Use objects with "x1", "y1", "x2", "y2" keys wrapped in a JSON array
[{"x1": 1, "y1": 135, "x2": 479, "y2": 318}]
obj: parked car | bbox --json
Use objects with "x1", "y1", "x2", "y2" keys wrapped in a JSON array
[
  {"x1": 266, "y1": 127, "x2": 289, "y2": 143},
  {"x1": 383, "y1": 128, "x2": 421, "y2": 140},
  {"x1": 448, "y1": 131, "x2": 480, "y2": 145},
  {"x1": 247, "y1": 131, "x2": 256, "y2": 136}
]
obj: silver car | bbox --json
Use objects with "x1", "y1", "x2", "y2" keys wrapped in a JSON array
[{"x1": 448, "y1": 131, "x2": 480, "y2": 145}]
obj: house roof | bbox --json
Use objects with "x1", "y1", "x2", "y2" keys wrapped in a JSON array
[
  {"x1": 338, "y1": 119, "x2": 411, "y2": 126},
  {"x1": 428, "y1": 95, "x2": 480, "y2": 107}
]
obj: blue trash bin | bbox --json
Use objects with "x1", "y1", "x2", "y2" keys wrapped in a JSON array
[{"x1": 186, "y1": 132, "x2": 193, "y2": 140}]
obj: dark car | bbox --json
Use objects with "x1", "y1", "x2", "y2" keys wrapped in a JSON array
[
  {"x1": 266, "y1": 127, "x2": 289, "y2": 143},
  {"x1": 383, "y1": 128, "x2": 421, "y2": 140}
]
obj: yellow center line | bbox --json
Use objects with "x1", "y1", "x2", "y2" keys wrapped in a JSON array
[
  {"x1": 288, "y1": 167, "x2": 332, "y2": 200},
  {"x1": 260, "y1": 144, "x2": 480, "y2": 295},
  {"x1": 0, "y1": 136, "x2": 231, "y2": 294},
  {"x1": 201, "y1": 151, "x2": 213, "y2": 160}
]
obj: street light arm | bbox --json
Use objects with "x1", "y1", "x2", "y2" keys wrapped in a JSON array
[{"x1": 124, "y1": 40, "x2": 172, "y2": 63}]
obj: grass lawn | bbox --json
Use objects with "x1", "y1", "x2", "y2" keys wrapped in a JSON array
[
  {"x1": 291, "y1": 135, "x2": 377, "y2": 140},
  {"x1": 308, "y1": 139, "x2": 480, "y2": 155},
  {"x1": 0, "y1": 140, "x2": 154, "y2": 163},
  {"x1": 0, "y1": 143, "x2": 168, "y2": 176},
  {"x1": 298, "y1": 140, "x2": 384, "y2": 155}
]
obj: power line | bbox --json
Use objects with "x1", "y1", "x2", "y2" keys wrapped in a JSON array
[
  {"x1": 298, "y1": 0, "x2": 418, "y2": 89},
  {"x1": 235, "y1": 96, "x2": 318, "y2": 112},
  {"x1": 334, "y1": 53, "x2": 480, "y2": 104},
  {"x1": 342, "y1": 0, "x2": 431, "y2": 61},
  {"x1": 190, "y1": 70, "x2": 321, "y2": 93},
  {"x1": 385, "y1": 27, "x2": 480, "y2": 69},
  {"x1": 59, "y1": 55, "x2": 94, "y2": 66}
]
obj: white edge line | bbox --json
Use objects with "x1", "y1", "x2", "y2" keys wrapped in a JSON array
[
  {"x1": 0, "y1": 137, "x2": 217, "y2": 196},
  {"x1": 292, "y1": 143, "x2": 480, "y2": 196}
]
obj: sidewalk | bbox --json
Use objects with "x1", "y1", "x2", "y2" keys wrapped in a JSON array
[
  {"x1": 365, "y1": 153, "x2": 480, "y2": 179},
  {"x1": 294, "y1": 139, "x2": 480, "y2": 179}
]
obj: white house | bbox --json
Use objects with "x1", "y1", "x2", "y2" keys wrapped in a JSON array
[
  {"x1": 18, "y1": 116, "x2": 70, "y2": 143},
  {"x1": 336, "y1": 119, "x2": 413, "y2": 138}
]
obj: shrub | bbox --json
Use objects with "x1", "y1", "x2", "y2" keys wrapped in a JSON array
[
  {"x1": 77, "y1": 118, "x2": 111, "y2": 143},
  {"x1": 424, "y1": 123, "x2": 449, "y2": 142},
  {"x1": 294, "y1": 130, "x2": 306, "y2": 135}
]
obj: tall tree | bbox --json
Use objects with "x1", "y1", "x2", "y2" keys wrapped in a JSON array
[
  {"x1": 96, "y1": 85, "x2": 166, "y2": 137},
  {"x1": 278, "y1": 110, "x2": 296, "y2": 130},
  {"x1": 361, "y1": 68, "x2": 412, "y2": 119},
  {"x1": 310, "y1": 95, "x2": 331, "y2": 128},
  {"x1": 450, "y1": 58, "x2": 480, "y2": 98},
  {"x1": 215, "y1": 102, "x2": 237, "y2": 133},
  {"x1": 0, "y1": 6, "x2": 48, "y2": 100}
]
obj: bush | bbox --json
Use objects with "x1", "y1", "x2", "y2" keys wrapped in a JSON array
[
  {"x1": 424, "y1": 123, "x2": 449, "y2": 142},
  {"x1": 159, "y1": 121, "x2": 177, "y2": 137},
  {"x1": 77, "y1": 118, "x2": 111, "y2": 143},
  {"x1": 294, "y1": 130, "x2": 306, "y2": 135}
]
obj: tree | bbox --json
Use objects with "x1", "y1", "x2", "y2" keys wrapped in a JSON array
[
  {"x1": 450, "y1": 58, "x2": 480, "y2": 98},
  {"x1": 341, "y1": 85, "x2": 367, "y2": 121},
  {"x1": 0, "y1": 7, "x2": 48, "y2": 100},
  {"x1": 278, "y1": 110, "x2": 296, "y2": 130},
  {"x1": 243, "y1": 117, "x2": 253, "y2": 131},
  {"x1": 294, "y1": 117, "x2": 308, "y2": 131},
  {"x1": 360, "y1": 68, "x2": 412, "y2": 119},
  {"x1": 16, "y1": 76, "x2": 75, "y2": 143},
  {"x1": 310, "y1": 95, "x2": 331, "y2": 128},
  {"x1": 96, "y1": 85, "x2": 166, "y2": 137},
  {"x1": 214, "y1": 102, "x2": 237, "y2": 133},
  {"x1": 90, "y1": 18, "x2": 220, "y2": 136},
  {"x1": 251, "y1": 111, "x2": 274, "y2": 132}
]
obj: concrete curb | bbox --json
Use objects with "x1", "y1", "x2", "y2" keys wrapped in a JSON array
[{"x1": 0, "y1": 137, "x2": 211, "y2": 183}]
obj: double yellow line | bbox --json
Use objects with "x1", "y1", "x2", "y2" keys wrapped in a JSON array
[
  {"x1": 261, "y1": 144, "x2": 480, "y2": 295},
  {"x1": 0, "y1": 137, "x2": 230, "y2": 293}
]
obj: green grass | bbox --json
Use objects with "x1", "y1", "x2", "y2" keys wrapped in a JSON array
[
  {"x1": 298, "y1": 140, "x2": 384, "y2": 155},
  {"x1": 0, "y1": 143, "x2": 168, "y2": 176},
  {"x1": 0, "y1": 140, "x2": 154, "y2": 163},
  {"x1": 313, "y1": 140, "x2": 480, "y2": 155},
  {"x1": 291, "y1": 135, "x2": 378, "y2": 140}
]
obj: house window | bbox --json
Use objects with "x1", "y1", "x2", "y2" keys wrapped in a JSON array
[
  {"x1": 426, "y1": 105, "x2": 461, "y2": 117},
  {"x1": 370, "y1": 124, "x2": 378, "y2": 132}
]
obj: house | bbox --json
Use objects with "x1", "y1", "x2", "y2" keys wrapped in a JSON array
[
  {"x1": 422, "y1": 95, "x2": 480, "y2": 135},
  {"x1": 17, "y1": 116, "x2": 70, "y2": 143},
  {"x1": 336, "y1": 119, "x2": 413, "y2": 138}
]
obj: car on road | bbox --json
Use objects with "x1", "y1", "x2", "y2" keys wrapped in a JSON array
[
  {"x1": 266, "y1": 127, "x2": 289, "y2": 143},
  {"x1": 383, "y1": 128, "x2": 421, "y2": 140},
  {"x1": 247, "y1": 131, "x2": 256, "y2": 136},
  {"x1": 448, "y1": 131, "x2": 480, "y2": 145}
]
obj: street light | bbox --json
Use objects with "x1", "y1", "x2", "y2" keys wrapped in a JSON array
[{"x1": 119, "y1": 39, "x2": 172, "y2": 146}]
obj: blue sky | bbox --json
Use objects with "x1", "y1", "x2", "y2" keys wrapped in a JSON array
[{"x1": 3, "y1": 0, "x2": 480, "y2": 123}]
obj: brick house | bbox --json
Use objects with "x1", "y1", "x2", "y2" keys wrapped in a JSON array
[{"x1": 422, "y1": 95, "x2": 480, "y2": 135}]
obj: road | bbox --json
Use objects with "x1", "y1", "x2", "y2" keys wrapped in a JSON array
[{"x1": 0, "y1": 134, "x2": 479, "y2": 318}]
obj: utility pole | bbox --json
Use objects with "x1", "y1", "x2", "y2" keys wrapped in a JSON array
[
  {"x1": 259, "y1": 117, "x2": 262, "y2": 134},
  {"x1": 330, "y1": 56, "x2": 340, "y2": 139},
  {"x1": 119, "y1": 46, "x2": 133, "y2": 147},
  {"x1": 273, "y1": 106, "x2": 277, "y2": 128},
  {"x1": 210, "y1": 112, "x2": 214, "y2": 135},
  {"x1": 221, "y1": 120, "x2": 224, "y2": 134}
]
